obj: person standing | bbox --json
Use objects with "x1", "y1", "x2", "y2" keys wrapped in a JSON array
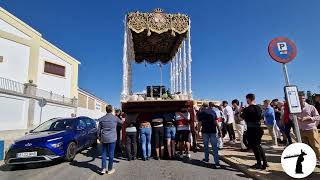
[
  {"x1": 98, "y1": 105, "x2": 124, "y2": 175},
  {"x1": 297, "y1": 92, "x2": 320, "y2": 161},
  {"x1": 163, "y1": 112, "x2": 176, "y2": 159},
  {"x1": 315, "y1": 95, "x2": 320, "y2": 129},
  {"x1": 197, "y1": 103, "x2": 221, "y2": 168},
  {"x1": 176, "y1": 109, "x2": 191, "y2": 159},
  {"x1": 263, "y1": 100, "x2": 278, "y2": 147},
  {"x1": 222, "y1": 101, "x2": 236, "y2": 144},
  {"x1": 115, "y1": 109, "x2": 123, "y2": 157},
  {"x1": 210, "y1": 102, "x2": 224, "y2": 149},
  {"x1": 138, "y1": 114, "x2": 152, "y2": 161},
  {"x1": 241, "y1": 94, "x2": 268, "y2": 170},
  {"x1": 282, "y1": 102, "x2": 294, "y2": 145},
  {"x1": 232, "y1": 99, "x2": 247, "y2": 151},
  {"x1": 151, "y1": 114, "x2": 164, "y2": 160},
  {"x1": 123, "y1": 113, "x2": 138, "y2": 161},
  {"x1": 275, "y1": 101, "x2": 287, "y2": 144}
]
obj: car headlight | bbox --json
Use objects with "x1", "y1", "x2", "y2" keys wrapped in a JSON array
[{"x1": 51, "y1": 142, "x2": 63, "y2": 148}]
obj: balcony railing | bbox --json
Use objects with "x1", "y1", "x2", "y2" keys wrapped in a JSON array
[
  {"x1": 0, "y1": 77, "x2": 76, "y2": 106},
  {"x1": 0, "y1": 77, "x2": 25, "y2": 94}
]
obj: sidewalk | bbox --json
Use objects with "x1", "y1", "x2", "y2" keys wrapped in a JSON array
[{"x1": 197, "y1": 129, "x2": 320, "y2": 180}]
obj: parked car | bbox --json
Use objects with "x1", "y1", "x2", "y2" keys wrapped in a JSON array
[{"x1": 4, "y1": 116, "x2": 97, "y2": 166}]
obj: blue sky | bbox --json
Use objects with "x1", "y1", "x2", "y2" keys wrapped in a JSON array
[{"x1": 1, "y1": 0, "x2": 320, "y2": 107}]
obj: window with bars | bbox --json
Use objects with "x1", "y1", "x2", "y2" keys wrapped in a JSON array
[{"x1": 44, "y1": 61, "x2": 65, "y2": 77}]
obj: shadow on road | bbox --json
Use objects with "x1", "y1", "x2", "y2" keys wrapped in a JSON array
[
  {"x1": 69, "y1": 145, "x2": 120, "y2": 174},
  {"x1": 0, "y1": 160, "x2": 62, "y2": 172}
]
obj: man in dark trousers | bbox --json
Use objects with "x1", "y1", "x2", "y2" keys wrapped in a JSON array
[
  {"x1": 241, "y1": 94, "x2": 268, "y2": 170},
  {"x1": 315, "y1": 94, "x2": 320, "y2": 129},
  {"x1": 115, "y1": 109, "x2": 123, "y2": 157},
  {"x1": 197, "y1": 103, "x2": 221, "y2": 168}
]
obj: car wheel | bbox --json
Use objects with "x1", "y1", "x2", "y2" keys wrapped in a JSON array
[{"x1": 65, "y1": 141, "x2": 76, "y2": 162}]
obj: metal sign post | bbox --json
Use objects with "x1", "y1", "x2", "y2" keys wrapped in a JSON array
[
  {"x1": 38, "y1": 98, "x2": 47, "y2": 124},
  {"x1": 268, "y1": 37, "x2": 302, "y2": 143},
  {"x1": 282, "y1": 64, "x2": 302, "y2": 143}
]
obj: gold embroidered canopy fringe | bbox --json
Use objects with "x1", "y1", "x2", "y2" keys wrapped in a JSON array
[{"x1": 127, "y1": 8, "x2": 190, "y2": 64}]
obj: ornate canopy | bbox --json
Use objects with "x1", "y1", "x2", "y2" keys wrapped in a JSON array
[
  {"x1": 121, "y1": 9, "x2": 193, "y2": 101},
  {"x1": 127, "y1": 8, "x2": 190, "y2": 64}
]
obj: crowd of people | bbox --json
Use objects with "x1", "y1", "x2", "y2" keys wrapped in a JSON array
[{"x1": 96, "y1": 92, "x2": 320, "y2": 175}]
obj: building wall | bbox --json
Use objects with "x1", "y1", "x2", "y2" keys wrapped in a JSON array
[
  {"x1": 0, "y1": 7, "x2": 80, "y2": 98},
  {"x1": 33, "y1": 101, "x2": 75, "y2": 127},
  {"x1": 37, "y1": 47, "x2": 72, "y2": 98},
  {"x1": 77, "y1": 107, "x2": 105, "y2": 120},
  {"x1": 0, "y1": 19, "x2": 31, "y2": 40},
  {"x1": 0, "y1": 93, "x2": 29, "y2": 131},
  {"x1": 0, "y1": 37, "x2": 30, "y2": 83},
  {"x1": 0, "y1": 7, "x2": 80, "y2": 132},
  {"x1": 76, "y1": 89, "x2": 107, "y2": 119}
]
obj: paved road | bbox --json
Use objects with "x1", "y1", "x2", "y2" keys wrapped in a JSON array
[{"x1": 0, "y1": 146, "x2": 252, "y2": 180}]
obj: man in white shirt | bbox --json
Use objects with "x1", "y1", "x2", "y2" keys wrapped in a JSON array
[
  {"x1": 232, "y1": 99, "x2": 247, "y2": 150},
  {"x1": 223, "y1": 101, "x2": 236, "y2": 144}
]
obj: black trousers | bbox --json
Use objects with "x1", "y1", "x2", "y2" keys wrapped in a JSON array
[
  {"x1": 116, "y1": 125, "x2": 122, "y2": 154},
  {"x1": 125, "y1": 132, "x2": 137, "y2": 159},
  {"x1": 152, "y1": 127, "x2": 164, "y2": 148},
  {"x1": 247, "y1": 127, "x2": 267, "y2": 165},
  {"x1": 226, "y1": 123, "x2": 236, "y2": 141}
]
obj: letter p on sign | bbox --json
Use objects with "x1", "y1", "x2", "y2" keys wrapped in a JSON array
[{"x1": 277, "y1": 42, "x2": 288, "y2": 54}]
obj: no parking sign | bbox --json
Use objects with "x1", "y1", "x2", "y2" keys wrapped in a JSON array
[
  {"x1": 268, "y1": 37, "x2": 297, "y2": 64},
  {"x1": 268, "y1": 37, "x2": 302, "y2": 143}
]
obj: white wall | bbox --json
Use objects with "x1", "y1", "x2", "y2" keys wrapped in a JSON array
[
  {"x1": 0, "y1": 19, "x2": 31, "y2": 40},
  {"x1": 77, "y1": 107, "x2": 106, "y2": 120},
  {"x1": 0, "y1": 37, "x2": 30, "y2": 83},
  {"x1": 33, "y1": 101, "x2": 75, "y2": 126},
  {"x1": 0, "y1": 93, "x2": 29, "y2": 131},
  {"x1": 37, "y1": 47, "x2": 72, "y2": 98}
]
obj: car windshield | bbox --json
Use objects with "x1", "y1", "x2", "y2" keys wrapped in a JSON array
[{"x1": 33, "y1": 118, "x2": 74, "y2": 132}]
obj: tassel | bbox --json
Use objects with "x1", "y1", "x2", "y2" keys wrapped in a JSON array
[{"x1": 171, "y1": 30, "x2": 176, "y2": 37}]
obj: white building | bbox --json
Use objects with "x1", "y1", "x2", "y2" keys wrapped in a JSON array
[
  {"x1": 0, "y1": 8, "x2": 108, "y2": 157},
  {"x1": 77, "y1": 88, "x2": 108, "y2": 119}
]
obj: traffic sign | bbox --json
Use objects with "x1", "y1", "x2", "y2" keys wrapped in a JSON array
[
  {"x1": 268, "y1": 37, "x2": 297, "y2": 64},
  {"x1": 38, "y1": 98, "x2": 47, "y2": 107}
]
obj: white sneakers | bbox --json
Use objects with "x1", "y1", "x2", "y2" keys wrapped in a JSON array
[
  {"x1": 101, "y1": 168, "x2": 115, "y2": 175},
  {"x1": 101, "y1": 169, "x2": 106, "y2": 174},
  {"x1": 107, "y1": 169, "x2": 115, "y2": 175}
]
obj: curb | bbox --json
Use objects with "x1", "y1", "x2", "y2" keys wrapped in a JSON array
[
  {"x1": 197, "y1": 143, "x2": 268, "y2": 180},
  {"x1": 219, "y1": 155, "x2": 268, "y2": 180}
]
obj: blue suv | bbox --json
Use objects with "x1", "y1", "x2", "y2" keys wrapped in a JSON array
[{"x1": 4, "y1": 116, "x2": 97, "y2": 165}]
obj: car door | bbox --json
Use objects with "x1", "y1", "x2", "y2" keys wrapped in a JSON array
[
  {"x1": 75, "y1": 119, "x2": 88, "y2": 149},
  {"x1": 84, "y1": 118, "x2": 96, "y2": 146}
]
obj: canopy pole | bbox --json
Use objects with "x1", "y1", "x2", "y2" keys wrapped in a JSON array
[
  {"x1": 121, "y1": 15, "x2": 128, "y2": 100},
  {"x1": 173, "y1": 56, "x2": 176, "y2": 93},
  {"x1": 183, "y1": 40, "x2": 187, "y2": 96},
  {"x1": 179, "y1": 46, "x2": 182, "y2": 93},
  {"x1": 170, "y1": 61, "x2": 173, "y2": 94},
  {"x1": 188, "y1": 19, "x2": 193, "y2": 99},
  {"x1": 175, "y1": 52, "x2": 179, "y2": 93}
]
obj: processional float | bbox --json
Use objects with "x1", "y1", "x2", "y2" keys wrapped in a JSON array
[{"x1": 121, "y1": 8, "x2": 193, "y2": 102}]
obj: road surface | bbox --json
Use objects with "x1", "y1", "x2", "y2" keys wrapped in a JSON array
[{"x1": 0, "y1": 146, "x2": 252, "y2": 180}]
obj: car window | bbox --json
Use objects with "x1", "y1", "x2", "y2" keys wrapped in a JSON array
[
  {"x1": 90, "y1": 119, "x2": 97, "y2": 128},
  {"x1": 78, "y1": 119, "x2": 87, "y2": 129},
  {"x1": 33, "y1": 119, "x2": 74, "y2": 132},
  {"x1": 84, "y1": 118, "x2": 93, "y2": 128}
]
